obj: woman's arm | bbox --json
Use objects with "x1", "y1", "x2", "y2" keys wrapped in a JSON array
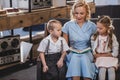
[{"x1": 63, "y1": 32, "x2": 69, "y2": 44}]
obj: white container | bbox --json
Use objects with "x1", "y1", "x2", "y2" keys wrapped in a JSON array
[
  {"x1": 18, "y1": 0, "x2": 33, "y2": 9},
  {"x1": 52, "y1": 0, "x2": 66, "y2": 7},
  {"x1": 20, "y1": 41, "x2": 33, "y2": 63},
  {"x1": 18, "y1": 0, "x2": 52, "y2": 9}
]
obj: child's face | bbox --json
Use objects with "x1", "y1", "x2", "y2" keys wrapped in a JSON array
[
  {"x1": 51, "y1": 23, "x2": 62, "y2": 38},
  {"x1": 97, "y1": 22, "x2": 108, "y2": 35}
]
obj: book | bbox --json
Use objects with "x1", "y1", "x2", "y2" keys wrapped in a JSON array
[{"x1": 69, "y1": 47, "x2": 91, "y2": 54}]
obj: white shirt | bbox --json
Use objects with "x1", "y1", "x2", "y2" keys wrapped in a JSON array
[{"x1": 37, "y1": 35, "x2": 69, "y2": 55}]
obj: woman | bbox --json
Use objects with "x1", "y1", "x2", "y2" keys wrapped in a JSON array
[{"x1": 62, "y1": 1, "x2": 97, "y2": 80}]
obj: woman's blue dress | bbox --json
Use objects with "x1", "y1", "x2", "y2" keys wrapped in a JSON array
[{"x1": 62, "y1": 20, "x2": 97, "y2": 79}]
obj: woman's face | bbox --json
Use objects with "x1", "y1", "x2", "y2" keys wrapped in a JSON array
[{"x1": 74, "y1": 6, "x2": 87, "y2": 23}]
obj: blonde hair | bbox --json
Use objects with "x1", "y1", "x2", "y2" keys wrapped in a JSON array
[
  {"x1": 70, "y1": 0, "x2": 91, "y2": 20},
  {"x1": 44, "y1": 19, "x2": 62, "y2": 37},
  {"x1": 93, "y1": 15, "x2": 114, "y2": 49}
]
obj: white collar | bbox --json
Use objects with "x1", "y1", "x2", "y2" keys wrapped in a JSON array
[{"x1": 46, "y1": 35, "x2": 62, "y2": 43}]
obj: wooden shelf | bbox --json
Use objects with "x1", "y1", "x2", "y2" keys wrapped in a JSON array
[{"x1": 0, "y1": 6, "x2": 69, "y2": 31}]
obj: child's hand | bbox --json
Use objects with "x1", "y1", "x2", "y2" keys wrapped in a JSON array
[
  {"x1": 95, "y1": 53, "x2": 113, "y2": 58},
  {"x1": 43, "y1": 65, "x2": 48, "y2": 72},
  {"x1": 93, "y1": 58, "x2": 96, "y2": 62},
  {"x1": 57, "y1": 59, "x2": 63, "y2": 68},
  {"x1": 94, "y1": 53, "x2": 102, "y2": 58}
]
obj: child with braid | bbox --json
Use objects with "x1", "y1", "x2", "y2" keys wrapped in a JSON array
[{"x1": 91, "y1": 15, "x2": 119, "y2": 80}]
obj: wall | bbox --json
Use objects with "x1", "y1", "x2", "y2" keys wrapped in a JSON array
[
  {"x1": 0, "y1": 0, "x2": 19, "y2": 8},
  {"x1": 95, "y1": 0, "x2": 120, "y2": 6},
  {"x1": 91, "y1": 5, "x2": 120, "y2": 18}
]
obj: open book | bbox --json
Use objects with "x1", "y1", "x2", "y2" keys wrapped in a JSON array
[{"x1": 69, "y1": 47, "x2": 91, "y2": 54}]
